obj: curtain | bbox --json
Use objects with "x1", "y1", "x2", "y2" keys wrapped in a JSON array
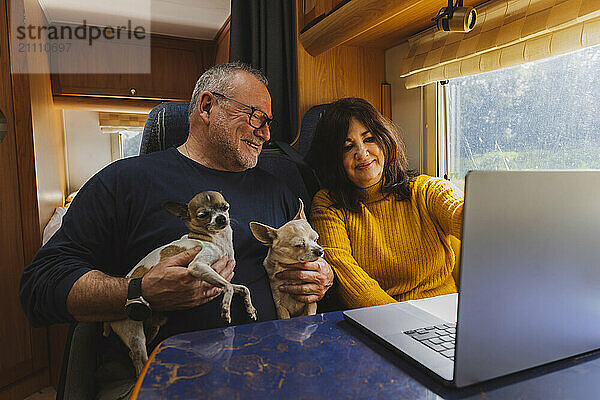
[
  {"x1": 229, "y1": 0, "x2": 299, "y2": 145},
  {"x1": 400, "y1": 0, "x2": 600, "y2": 88}
]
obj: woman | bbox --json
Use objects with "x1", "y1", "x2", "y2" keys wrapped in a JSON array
[{"x1": 308, "y1": 98, "x2": 463, "y2": 309}]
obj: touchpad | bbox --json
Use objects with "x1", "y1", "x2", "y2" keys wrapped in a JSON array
[{"x1": 344, "y1": 303, "x2": 448, "y2": 337}]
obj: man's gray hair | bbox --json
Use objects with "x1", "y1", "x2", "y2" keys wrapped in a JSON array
[{"x1": 188, "y1": 61, "x2": 268, "y2": 121}]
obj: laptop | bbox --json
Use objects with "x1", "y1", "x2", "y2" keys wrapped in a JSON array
[{"x1": 343, "y1": 170, "x2": 600, "y2": 387}]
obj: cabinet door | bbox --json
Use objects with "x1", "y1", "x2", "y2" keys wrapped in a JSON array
[
  {"x1": 135, "y1": 36, "x2": 216, "y2": 100},
  {"x1": 50, "y1": 36, "x2": 154, "y2": 98},
  {"x1": 0, "y1": 0, "x2": 48, "y2": 390},
  {"x1": 51, "y1": 35, "x2": 216, "y2": 101}
]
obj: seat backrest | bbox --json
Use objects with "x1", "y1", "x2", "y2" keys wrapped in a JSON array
[
  {"x1": 296, "y1": 103, "x2": 329, "y2": 157},
  {"x1": 140, "y1": 101, "x2": 190, "y2": 154},
  {"x1": 56, "y1": 322, "x2": 100, "y2": 400},
  {"x1": 139, "y1": 101, "x2": 318, "y2": 208}
]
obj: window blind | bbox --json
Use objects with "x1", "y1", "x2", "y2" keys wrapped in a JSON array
[{"x1": 400, "y1": 0, "x2": 600, "y2": 88}]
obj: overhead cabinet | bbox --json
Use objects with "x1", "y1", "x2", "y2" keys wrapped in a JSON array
[{"x1": 51, "y1": 35, "x2": 216, "y2": 101}]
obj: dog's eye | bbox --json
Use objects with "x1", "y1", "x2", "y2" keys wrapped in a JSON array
[
  {"x1": 197, "y1": 212, "x2": 209, "y2": 218},
  {"x1": 221, "y1": 204, "x2": 229, "y2": 212},
  {"x1": 294, "y1": 242, "x2": 305, "y2": 248}
]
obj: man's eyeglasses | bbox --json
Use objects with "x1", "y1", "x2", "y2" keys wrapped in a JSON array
[{"x1": 211, "y1": 92, "x2": 274, "y2": 130}]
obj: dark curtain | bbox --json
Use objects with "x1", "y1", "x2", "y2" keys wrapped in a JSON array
[{"x1": 229, "y1": 0, "x2": 298, "y2": 145}]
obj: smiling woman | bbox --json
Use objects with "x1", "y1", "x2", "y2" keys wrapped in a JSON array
[
  {"x1": 308, "y1": 97, "x2": 464, "y2": 310},
  {"x1": 309, "y1": 98, "x2": 414, "y2": 213},
  {"x1": 342, "y1": 118, "x2": 385, "y2": 188}
]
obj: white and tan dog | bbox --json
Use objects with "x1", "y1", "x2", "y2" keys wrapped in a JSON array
[
  {"x1": 104, "y1": 191, "x2": 257, "y2": 376},
  {"x1": 250, "y1": 199, "x2": 324, "y2": 319}
]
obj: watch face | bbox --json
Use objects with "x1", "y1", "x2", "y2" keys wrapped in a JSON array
[{"x1": 126, "y1": 302, "x2": 151, "y2": 321}]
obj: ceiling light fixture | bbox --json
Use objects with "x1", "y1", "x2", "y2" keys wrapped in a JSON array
[{"x1": 433, "y1": 0, "x2": 477, "y2": 33}]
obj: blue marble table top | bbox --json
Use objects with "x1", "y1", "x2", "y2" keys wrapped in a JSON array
[{"x1": 134, "y1": 311, "x2": 600, "y2": 400}]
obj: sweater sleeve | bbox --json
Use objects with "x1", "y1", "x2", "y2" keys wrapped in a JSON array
[
  {"x1": 420, "y1": 176, "x2": 464, "y2": 239},
  {"x1": 309, "y1": 190, "x2": 397, "y2": 309},
  {"x1": 19, "y1": 171, "x2": 120, "y2": 327}
]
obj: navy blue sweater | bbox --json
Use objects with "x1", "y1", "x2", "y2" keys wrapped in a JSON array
[{"x1": 20, "y1": 148, "x2": 297, "y2": 348}]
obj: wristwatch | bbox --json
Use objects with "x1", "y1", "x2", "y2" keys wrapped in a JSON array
[{"x1": 125, "y1": 277, "x2": 152, "y2": 321}]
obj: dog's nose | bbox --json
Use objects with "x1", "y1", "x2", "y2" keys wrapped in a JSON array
[
  {"x1": 215, "y1": 215, "x2": 227, "y2": 227},
  {"x1": 312, "y1": 247, "x2": 324, "y2": 258}
]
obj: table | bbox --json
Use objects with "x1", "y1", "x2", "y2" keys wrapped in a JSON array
[{"x1": 131, "y1": 298, "x2": 600, "y2": 399}]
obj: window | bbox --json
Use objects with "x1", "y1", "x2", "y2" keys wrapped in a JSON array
[
  {"x1": 440, "y1": 45, "x2": 600, "y2": 189},
  {"x1": 120, "y1": 129, "x2": 143, "y2": 158},
  {"x1": 109, "y1": 129, "x2": 143, "y2": 161},
  {"x1": 99, "y1": 112, "x2": 147, "y2": 161}
]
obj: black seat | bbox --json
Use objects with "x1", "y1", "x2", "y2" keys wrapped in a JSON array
[
  {"x1": 140, "y1": 101, "x2": 190, "y2": 154},
  {"x1": 56, "y1": 323, "x2": 100, "y2": 400},
  {"x1": 296, "y1": 103, "x2": 330, "y2": 158}
]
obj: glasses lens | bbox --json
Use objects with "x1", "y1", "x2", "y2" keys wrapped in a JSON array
[{"x1": 250, "y1": 110, "x2": 269, "y2": 129}]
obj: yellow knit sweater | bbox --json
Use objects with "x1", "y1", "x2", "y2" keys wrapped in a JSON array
[{"x1": 310, "y1": 175, "x2": 463, "y2": 309}]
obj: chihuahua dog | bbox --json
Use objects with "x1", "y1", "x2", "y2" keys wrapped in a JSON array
[
  {"x1": 104, "y1": 191, "x2": 257, "y2": 376},
  {"x1": 250, "y1": 199, "x2": 324, "y2": 319}
]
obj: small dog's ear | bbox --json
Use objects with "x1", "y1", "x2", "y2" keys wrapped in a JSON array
[
  {"x1": 293, "y1": 198, "x2": 306, "y2": 221},
  {"x1": 249, "y1": 222, "x2": 277, "y2": 246},
  {"x1": 162, "y1": 201, "x2": 190, "y2": 221}
]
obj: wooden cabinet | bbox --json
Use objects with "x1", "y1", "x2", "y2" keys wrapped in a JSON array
[
  {"x1": 0, "y1": 0, "x2": 51, "y2": 397},
  {"x1": 51, "y1": 35, "x2": 216, "y2": 101},
  {"x1": 300, "y1": 0, "x2": 351, "y2": 33},
  {"x1": 300, "y1": 0, "x2": 331, "y2": 33}
]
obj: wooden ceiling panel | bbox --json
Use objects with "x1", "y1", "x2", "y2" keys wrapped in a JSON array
[{"x1": 300, "y1": 0, "x2": 487, "y2": 55}]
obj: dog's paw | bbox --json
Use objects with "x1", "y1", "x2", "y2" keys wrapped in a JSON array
[
  {"x1": 247, "y1": 306, "x2": 258, "y2": 320},
  {"x1": 221, "y1": 309, "x2": 231, "y2": 324}
]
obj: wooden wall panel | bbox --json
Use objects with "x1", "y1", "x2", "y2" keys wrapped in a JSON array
[
  {"x1": 297, "y1": 42, "x2": 385, "y2": 124},
  {"x1": 215, "y1": 17, "x2": 230, "y2": 65},
  {"x1": 24, "y1": 0, "x2": 67, "y2": 231},
  {"x1": 22, "y1": 0, "x2": 68, "y2": 389},
  {"x1": 0, "y1": 0, "x2": 51, "y2": 396},
  {"x1": 0, "y1": 3, "x2": 35, "y2": 389},
  {"x1": 296, "y1": 0, "x2": 386, "y2": 139}
]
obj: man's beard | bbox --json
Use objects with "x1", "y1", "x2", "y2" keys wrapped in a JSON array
[{"x1": 209, "y1": 115, "x2": 259, "y2": 170}]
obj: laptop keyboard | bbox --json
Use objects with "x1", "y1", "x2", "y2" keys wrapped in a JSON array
[{"x1": 404, "y1": 323, "x2": 456, "y2": 360}]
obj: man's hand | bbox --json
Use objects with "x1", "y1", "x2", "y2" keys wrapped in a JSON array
[
  {"x1": 142, "y1": 247, "x2": 235, "y2": 311},
  {"x1": 276, "y1": 257, "x2": 334, "y2": 303}
]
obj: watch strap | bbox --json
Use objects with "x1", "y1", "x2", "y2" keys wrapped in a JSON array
[{"x1": 128, "y1": 277, "x2": 144, "y2": 300}]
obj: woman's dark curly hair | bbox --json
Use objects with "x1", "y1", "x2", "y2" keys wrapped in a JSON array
[{"x1": 308, "y1": 97, "x2": 416, "y2": 213}]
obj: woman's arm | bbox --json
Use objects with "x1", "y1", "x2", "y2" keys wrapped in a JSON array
[
  {"x1": 310, "y1": 191, "x2": 397, "y2": 309},
  {"x1": 421, "y1": 177, "x2": 464, "y2": 239}
]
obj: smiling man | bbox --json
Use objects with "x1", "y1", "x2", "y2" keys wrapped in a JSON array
[
  {"x1": 183, "y1": 68, "x2": 273, "y2": 171},
  {"x1": 20, "y1": 62, "x2": 334, "y2": 399}
]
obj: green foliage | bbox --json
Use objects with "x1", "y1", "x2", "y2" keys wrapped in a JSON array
[
  {"x1": 446, "y1": 44, "x2": 600, "y2": 189},
  {"x1": 121, "y1": 130, "x2": 142, "y2": 158}
]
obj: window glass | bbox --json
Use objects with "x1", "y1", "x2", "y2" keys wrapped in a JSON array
[
  {"x1": 120, "y1": 130, "x2": 143, "y2": 158},
  {"x1": 445, "y1": 45, "x2": 600, "y2": 189}
]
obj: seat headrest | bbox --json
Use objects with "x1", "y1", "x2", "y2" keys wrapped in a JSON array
[
  {"x1": 296, "y1": 103, "x2": 330, "y2": 157},
  {"x1": 140, "y1": 101, "x2": 190, "y2": 154}
]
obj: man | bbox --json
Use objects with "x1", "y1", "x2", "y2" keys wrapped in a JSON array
[{"x1": 20, "y1": 62, "x2": 334, "y2": 397}]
